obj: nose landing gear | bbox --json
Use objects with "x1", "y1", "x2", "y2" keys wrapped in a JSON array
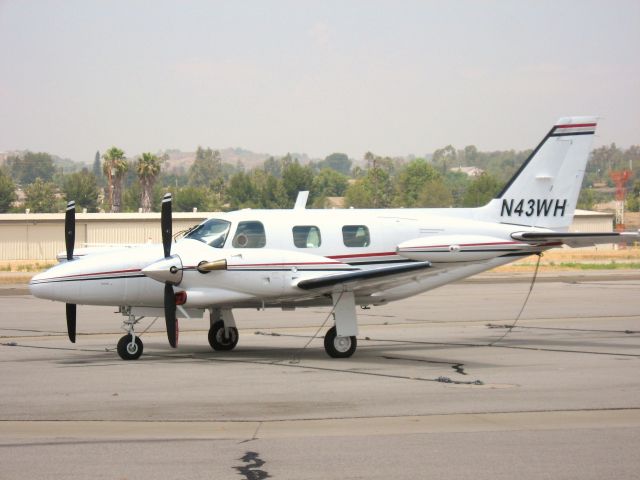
[
  {"x1": 117, "y1": 334, "x2": 143, "y2": 360},
  {"x1": 117, "y1": 310, "x2": 144, "y2": 360}
]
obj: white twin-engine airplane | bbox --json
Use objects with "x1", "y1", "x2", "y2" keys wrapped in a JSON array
[{"x1": 30, "y1": 117, "x2": 638, "y2": 360}]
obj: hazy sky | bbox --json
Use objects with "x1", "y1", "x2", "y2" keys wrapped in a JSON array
[{"x1": 1, "y1": 0, "x2": 639, "y2": 163}]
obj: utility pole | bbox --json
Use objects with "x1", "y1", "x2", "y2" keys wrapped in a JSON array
[{"x1": 609, "y1": 170, "x2": 631, "y2": 232}]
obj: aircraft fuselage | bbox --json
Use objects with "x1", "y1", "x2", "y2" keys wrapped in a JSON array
[{"x1": 30, "y1": 207, "x2": 543, "y2": 311}]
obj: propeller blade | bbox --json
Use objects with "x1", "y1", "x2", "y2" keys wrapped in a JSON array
[
  {"x1": 164, "y1": 282, "x2": 178, "y2": 348},
  {"x1": 65, "y1": 202, "x2": 77, "y2": 344},
  {"x1": 161, "y1": 193, "x2": 172, "y2": 258},
  {"x1": 65, "y1": 201, "x2": 76, "y2": 261},
  {"x1": 66, "y1": 303, "x2": 76, "y2": 343},
  {"x1": 161, "y1": 193, "x2": 179, "y2": 348}
]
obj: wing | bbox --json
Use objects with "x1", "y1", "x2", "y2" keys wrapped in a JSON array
[
  {"x1": 297, "y1": 261, "x2": 432, "y2": 296},
  {"x1": 511, "y1": 231, "x2": 640, "y2": 248}
]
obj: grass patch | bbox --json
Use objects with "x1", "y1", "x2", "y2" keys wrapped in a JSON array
[
  {"x1": 554, "y1": 261, "x2": 640, "y2": 270},
  {"x1": 0, "y1": 262, "x2": 56, "y2": 273},
  {"x1": 504, "y1": 261, "x2": 640, "y2": 271},
  {"x1": 495, "y1": 247, "x2": 640, "y2": 272}
]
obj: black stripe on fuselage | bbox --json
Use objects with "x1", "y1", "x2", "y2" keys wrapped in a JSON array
[
  {"x1": 400, "y1": 248, "x2": 525, "y2": 254},
  {"x1": 30, "y1": 274, "x2": 147, "y2": 285},
  {"x1": 226, "y1": 268, "x2": 359, "y2": 272},
  {"x1": 31, "y1": 267, "x2": 360, "y2": 284},
  {"x1": 549, "y1": 131, "x2": 594, "y2": 137}
]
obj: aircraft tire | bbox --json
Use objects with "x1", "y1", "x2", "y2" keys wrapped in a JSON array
[
  {"x1": 117, "y1": 335, "x2": 143, "y2": 360},
  {"x1": 324, "y1": 326, "x2": 357, "y2": 358},
  {"x1": 208, "y1": 320, "x2": 239, "y2": 351}
]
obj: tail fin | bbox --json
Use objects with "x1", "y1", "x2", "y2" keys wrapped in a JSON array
[{"x1": 480, "y1": 116, "x2": 597, "y2": 231}]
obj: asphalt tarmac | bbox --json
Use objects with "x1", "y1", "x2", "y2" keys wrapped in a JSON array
[{"x1": 1, "y1": 271, "x2": 639, "y2": 479}]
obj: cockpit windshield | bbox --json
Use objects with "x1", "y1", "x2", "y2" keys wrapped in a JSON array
[{"x1": 184, "y1": 218, "x2": 231, "y2": 248}]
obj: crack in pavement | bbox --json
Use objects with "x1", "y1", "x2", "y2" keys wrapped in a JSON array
[{"x1": 382, "y1": 355, "x2": 468, "y2": 375}]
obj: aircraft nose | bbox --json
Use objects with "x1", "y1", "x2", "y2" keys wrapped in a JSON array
[
  {"x1": 29, "y1": 272, "x2": 42, "y2": 296},
  {"x1": 29, "y1": 269, "x2": 61, "y2": 301}
]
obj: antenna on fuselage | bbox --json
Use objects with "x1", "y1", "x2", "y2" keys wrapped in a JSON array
[{"x1": 293, "y1": 191, "x2": 309, "y2": 210}]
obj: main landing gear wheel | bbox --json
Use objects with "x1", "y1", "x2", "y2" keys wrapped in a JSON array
[
  {"x1": 324, "y1": 326, "x2": 357, "y2": 358},
  {"x1": 117, "y1": 334, "x2": 143, "y2": 360},
  {"x1": 208, "y1": 320, "x2": 239, "y2": 351}
]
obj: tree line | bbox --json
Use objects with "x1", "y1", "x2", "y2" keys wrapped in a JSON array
[{"x1": 0, "y1": 143, "x2": 638, "y2": 214}]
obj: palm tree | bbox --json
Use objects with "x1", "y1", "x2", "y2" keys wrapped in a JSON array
[
  {"x1": 137, "y1": 152, "x2": 162, "y2": 212},
  {"x1": 102, "y1": 147, "x2": 128, "y2": 212}
]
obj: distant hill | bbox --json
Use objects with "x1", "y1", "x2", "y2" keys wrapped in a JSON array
[
  {"x1": 161, "y1": 148, "x2": 313, "y2": 173},
  {"x1": 2, "y1": 147, "x2": 316, "y2": 174},
  {"x1": 0, "y1": 150, "x2": 85, "y2": 173}
]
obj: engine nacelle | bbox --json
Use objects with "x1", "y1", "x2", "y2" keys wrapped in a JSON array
[{"x1": 396, "y1": 235, "x2": 530, "y2": 263}]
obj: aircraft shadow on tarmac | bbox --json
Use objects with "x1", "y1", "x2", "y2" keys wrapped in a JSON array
[
  {"x1": 45, "y1": 325, "x2": 637, "y2": 386},
  {"x1": 50, "y1": 338, "x2": 491, "y2": 377}
]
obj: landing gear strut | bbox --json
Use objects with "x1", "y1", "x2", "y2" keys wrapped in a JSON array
[
  {"x1": 117, "y1": 310, "x2": 144, "y2": 360},
  {"x1": 323, "y1": 291, "x2": 359, "y2": 358}
]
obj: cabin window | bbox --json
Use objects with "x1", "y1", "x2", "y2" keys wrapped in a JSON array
[
  {"x1": 184, "y1": 218, "x2": 231, "y2": 248},
  {"x1": 232, "y1": 221, "x2": 266, "y2": 248},
  {"x1": 342, "y1": 225, "x2": 370, "y2": 247},
  {"x1": 293, "y1": 226, "x2": 321, "y2": 248}
]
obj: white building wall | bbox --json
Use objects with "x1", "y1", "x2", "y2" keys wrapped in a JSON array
[{"x1": 0, "y1": 213, "x2": 209, "y2": 261}]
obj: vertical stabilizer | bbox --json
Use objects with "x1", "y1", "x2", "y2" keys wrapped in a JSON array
[{"x1": 480, "y1": 117, "x2": 597, "y2": 231}]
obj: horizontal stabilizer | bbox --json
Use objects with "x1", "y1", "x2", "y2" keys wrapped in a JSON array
[{"x1": 511, "y1": 231, "x2": 640, "y2": 248}]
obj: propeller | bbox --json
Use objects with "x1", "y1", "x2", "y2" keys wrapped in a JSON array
[
  {"x1": 66, "y1": 303, "x2": 76, "y2": 343},
  {"x1": 65, "y1": 201, "x2": 75, "y2": 261},
  {"x1": 164, "y1": 283, "x2": 178, "y2": 348},
  {"x1": 65, "y1": 201, "x2": 77, "y2": 343},
  {"x1": 161, "y1": 193, "x2": 179, "y2": 348}
]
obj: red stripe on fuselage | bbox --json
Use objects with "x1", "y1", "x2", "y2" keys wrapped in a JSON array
[{"x1": 554, "y1": 123, "x2": 597, "y2": 129}]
